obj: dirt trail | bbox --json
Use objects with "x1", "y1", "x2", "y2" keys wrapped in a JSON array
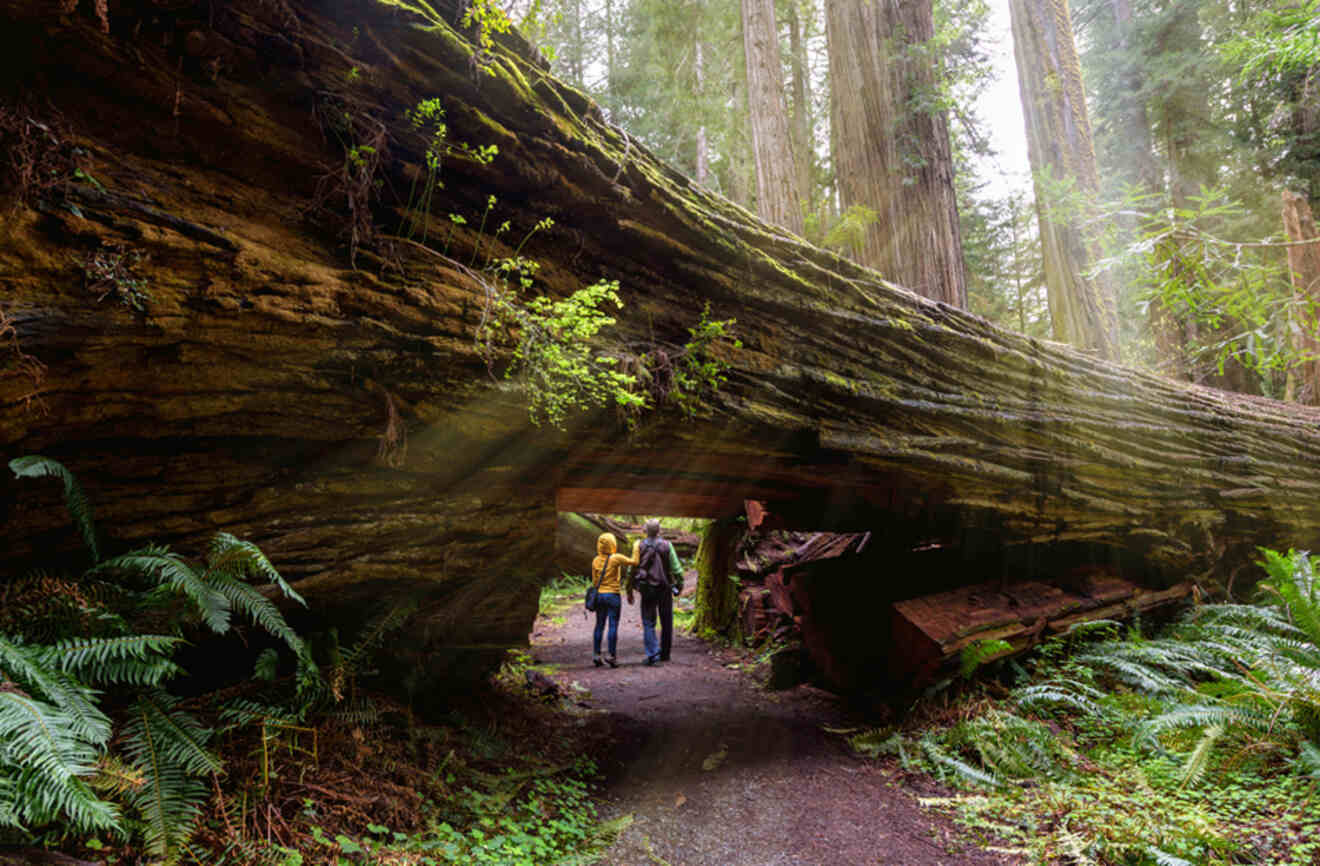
[{"x1": 531, "y1": 599, "x2": 1012, "y2": 866}]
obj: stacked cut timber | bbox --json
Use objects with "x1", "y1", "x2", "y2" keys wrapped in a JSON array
[{"x1": 891, "y1": 571, "x2": 1193, "y2": 685}]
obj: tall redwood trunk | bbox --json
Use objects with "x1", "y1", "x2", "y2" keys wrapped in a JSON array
[
  {"x1": 695, "y1": 18, "x2": 709, "y2": 187},
  {"x1": 1284, "y1": 190, "x2": 1320, "y2": 404},
  {"x1": 742, "y1": 0, "x2": 805, "y2": 235},
  {"x1": 1009, "y1": 0, "x2": 1117, "y2": 359},
  {"x1": 824, "y1": 0, "x2": 967, "y2": 307},
  {"x1": 728, "y1": 71, "x2": 752, "y2": 209},
  {"x1": 788, "y1": 0, "x2": 813, "y2": 213},
  {"x1": 1109, "y1": 0, "x2": 1159, "y2": 193}
]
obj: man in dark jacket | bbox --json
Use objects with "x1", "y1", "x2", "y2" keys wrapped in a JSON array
[{"x1": 626, "y1": 518, "x2": 684, "y2": 665}]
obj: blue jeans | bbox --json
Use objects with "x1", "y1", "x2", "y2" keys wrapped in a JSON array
[
  {"x1": 592, "y1": 592, "x2": 621, "y2": 657},
  {"x1": 640, "y1": 587, "x2": 672, "y2": 661}
]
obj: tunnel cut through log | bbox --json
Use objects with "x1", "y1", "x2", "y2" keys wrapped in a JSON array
[{"x1": 555, "y1": 470, "x2": 1190, "y2": 693}]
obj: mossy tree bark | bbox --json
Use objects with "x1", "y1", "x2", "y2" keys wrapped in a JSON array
[
  {"x1": 824, "y1": 0, "x2": 967, "y2": 307},
  {"x1": 690, "y1": 516, "x2": 742, "y2": 640},
  {"x1": 1009, "y1": 0, "x2": 1117, "y2": 359}
]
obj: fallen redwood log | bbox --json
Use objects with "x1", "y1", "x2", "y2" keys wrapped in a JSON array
[
  {"x1": 1, "y1": 0, "x2": 1319, "y2": 701},
  {"x1": 891, "y1": 574, "x2": 1194, "y2": 687}
]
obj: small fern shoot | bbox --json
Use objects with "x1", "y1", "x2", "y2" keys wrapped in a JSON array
[{"x1": 9, "y1": 456, "x2": 100, "y2": 563}]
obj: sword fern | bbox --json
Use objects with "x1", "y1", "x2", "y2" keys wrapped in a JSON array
[{"x1": 5, "y1": 456, "x2": 311, "y2": 861}]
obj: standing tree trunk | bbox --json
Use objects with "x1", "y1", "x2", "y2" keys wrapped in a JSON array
[
  {"x1": 788, "y1": 0, "x2": 814, "y2": 215},
  {"x1": 1109, "y1": 0, "x2": 1160, "y2": 194},
  {"x1": 568, "y1": 0, "x2": 584, "y2": 85},
  {"x1": 824, "y1": 0, "x2": 967, "y2": 307},
  {"x1": 694, "y1": 15, "x2": 709, "y2": 188},
  {"x1": 603, "y1": 0, "x2": 615, "y2": 104},
  {"x1": 690, "y1": 516, "x2": 742, "y2": 640},
  {"x1": 1009, "y1": 0, "x2": 1118, "y2": 359},
  {"x1": 741, "y1": 0, "x2": 805, "y2": 235},
  {"x1": 1284, "y1": 190, "x2": 1320, "y2": 404},
  {"x1": 1293, "y1": 65, "x2": 1320, "y2": 206},
  {"x1": 728, "y1": 71, "x2": 752, "y2": 208}
]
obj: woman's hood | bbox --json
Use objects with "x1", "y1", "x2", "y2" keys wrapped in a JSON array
[{"x1": 596, "y1": 532, "x2": 618, "y2": 557}]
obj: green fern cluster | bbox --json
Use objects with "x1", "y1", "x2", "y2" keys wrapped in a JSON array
[
  {"x1": 917, "y1": 548, "x2": 1320, "y2": 793},
  {"x1": 1, "y1": 456, "x2": 312, "y2": 862},
  {"x1": 869, "y1": 551, "x2": 1320, "y2": 863}
]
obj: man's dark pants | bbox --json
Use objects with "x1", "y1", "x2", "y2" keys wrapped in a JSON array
[{"x1": 639, "y1": 585, "x2": 674, "y2": 661}]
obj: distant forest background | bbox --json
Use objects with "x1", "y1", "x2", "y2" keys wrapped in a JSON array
[{"x1": 505, "y1": 0, "x2": 1320, "y2": 398}]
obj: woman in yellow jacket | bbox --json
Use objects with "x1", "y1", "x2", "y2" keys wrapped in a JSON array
[{"x1": 591, "y1": 532, "x2": 640, "y2": 667}]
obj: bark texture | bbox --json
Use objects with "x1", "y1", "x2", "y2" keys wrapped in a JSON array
[
  {"x1": 787, "y1": 0, "x2": 813, "y2": 211},
  {"x1": 1009, "y1": 0, "x2": 1118, "y2": 359},
  {"x1": 824, "y1": 0, "x2": 967, "y2": 306},
  {"x1": 1, "y1": 0, "x2": 1320, "y2": 701},
  {"x1": 1284, "y1": 190, "x2": 1320, "y2": 404},
  {"x1": 741, "y1": 0, "x2": 805, "y2": 235}
]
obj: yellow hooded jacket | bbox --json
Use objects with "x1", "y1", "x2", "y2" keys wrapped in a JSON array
[{"x1": 591, "y1": 532, "x2": 640, "y2": 595}]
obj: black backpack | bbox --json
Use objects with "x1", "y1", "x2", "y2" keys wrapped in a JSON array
[{"x1": 636, "y1": 538, "x2": 671, "y2": 589}]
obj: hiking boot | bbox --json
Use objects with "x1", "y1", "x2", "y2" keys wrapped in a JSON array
[
  {"x1": 593, "y1": 655, "x2": 603, "y2": 667},
  {"x1": 606, "y1": 655, "x2": 618, "y2": 668}
]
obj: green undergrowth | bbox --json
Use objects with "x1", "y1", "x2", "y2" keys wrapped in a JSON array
[
  {"x1": 87, "y1": 649, "x2": 628, "y2": 865},
  {"x1": 540, "y1": 574, "x2": 591, "y2": 621},
  {"x1": 839, "y1": 550, "x2": 1320, "y2": 865},
  {"x1": 4, "y1": 458, "x2": 626, "y2": 865}
]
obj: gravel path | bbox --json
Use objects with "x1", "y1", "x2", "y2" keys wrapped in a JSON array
[{"x1": 530, "y1": 600, "x2": 1014, "y2": 866}]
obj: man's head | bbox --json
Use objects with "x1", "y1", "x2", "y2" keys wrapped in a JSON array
[{"x1": 644, "y1": 518, "x2": 661, "y2": 538}]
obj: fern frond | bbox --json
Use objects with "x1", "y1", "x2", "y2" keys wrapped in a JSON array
[
  {"x1": 90, "y1": 753, "x2": 146, "y2": 797},
  {"x1": 218, "y1": 698, "x2": 300, "y2": 728},
  {"x1": 9, "y1": 455, "x2": 99, "y2": 562},
  {"x1": 122, "y1": 692, "x2": 219, "y2": 860},
  {"x1": 0, "y1": 689, "x2": 121, "y2": 833},
  {"x1": 208, "y1": 533, "x2": 306, "y2": 607},
  {"x1": 0, "y1": 636, "x2": 110, "y2": 743},
  {"x1": 294, "y1": 648, "x2": 326, "y2": 705},
  {"x1": 1265, "y1": 552, "x2": 1320, "y2": 648},
  {"x1": 944, "y1": 709, "x2": 1074, "y2": 781},
  {"x1": 847, "y1": 727, "x2": 902, "y2": 758},
  {"x1": 253, "y1": 648, "x2": 279, "y2": 682},
  {"x1": 321, "y1": 698, "x2": 380, "y2": 726},
  {"x1": 205, "y1": 575, "x2": 303, "y2": 654},
  {"x1": 918, "y1": 735, "x2": 1006, "y2": 789},
  {"x1": 95, "y1": 548, "x2": 230, "y2": 634},
  {"x1": 1016, "y1": 680, "x2": 1106, "y2": 718},
  {"x1": 1298, "y1": 740, "x2": 1320, "y2": 778},
  {"x1": 1147, "y1": 845, "x2": 1196, "y2": 866},
  {"x1": 37, "y1": 634, "x2": 183, "y2": 686},
  {"x1": 123, "y1": 692, "x2": 222, "y2": 777},
  {"x1": 4, "y1": 766, "x2": 120, "y2": 833},
  {"x1": 340, "y1": 601, "x2": 418, "y2": 672},
  {"x1": 1145, "y1": 703, "x2": 1280, "y2": 739},
  {"x1": 1178, "y1": 724, "x2": 1223, "y2": 787},
  {"x1": 0, "y1": 690, "x2": 99, "y2": 781}
]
